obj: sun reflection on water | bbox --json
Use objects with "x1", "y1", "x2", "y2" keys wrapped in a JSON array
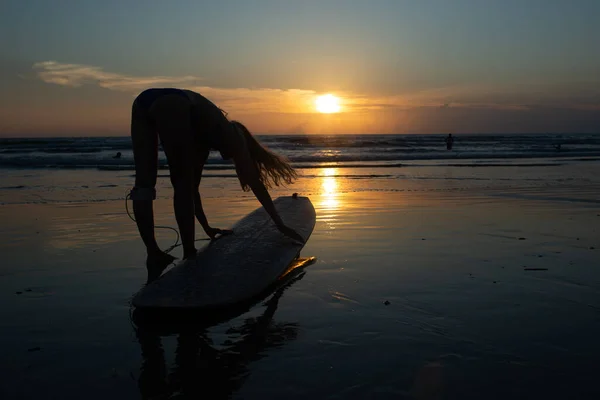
[{"x1": 320, "y1": 167, "x2": 340, "y2": 211}]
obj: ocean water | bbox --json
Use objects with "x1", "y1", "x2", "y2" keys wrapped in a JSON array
[
  {"x1": 1, "y1": 133, "x2": 600, "y2": 171},
  {"x1": 1, "y1": 133, "x2": 600, "y2": 206}
]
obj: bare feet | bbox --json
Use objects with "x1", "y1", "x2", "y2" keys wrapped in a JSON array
[
  {"x1": 146, "y1": 250, "x2": 176, "y2": 284},
  {"x1": 183, "y1": 247, "x2": 198, "y2": 260}
]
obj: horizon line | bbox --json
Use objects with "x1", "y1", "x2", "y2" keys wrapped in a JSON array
[{"x1": 1, "y1": 131, "x2": 599, "y2": 140}]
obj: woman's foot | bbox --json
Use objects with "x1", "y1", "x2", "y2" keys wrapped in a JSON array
[
  {"x1": 146, "y1": 250, "x2": 176, "y2": 284},
  {"x1": 183, "y1": 247, "x2": 198, "y2": 260}
]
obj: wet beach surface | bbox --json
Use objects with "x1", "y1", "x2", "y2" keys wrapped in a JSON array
[{"x1": 1, "y1": 164, "x2": 600, "y2": 399}]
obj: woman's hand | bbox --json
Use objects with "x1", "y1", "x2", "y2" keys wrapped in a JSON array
[
  {"x1": 204, "y1": 226, "x2": 233, "y2": 240},
  {"x1": 277, "y1": 224, "x2": 305, "y2": 245}
]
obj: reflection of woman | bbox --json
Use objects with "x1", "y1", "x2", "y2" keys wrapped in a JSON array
[
  {"x1": 135, "y1": 272, "x2": 303, "y2": 399},
  {"x1": 128, "y1": 88, "x2": 304, "y2": 281}
]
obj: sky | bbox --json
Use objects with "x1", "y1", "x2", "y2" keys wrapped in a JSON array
[{"x1": 1, "y1": 0, "x2": 599, "y2": 136}]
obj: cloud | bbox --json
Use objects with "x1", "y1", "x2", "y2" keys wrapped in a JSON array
[
  {"x1": 33, "y1": 61, "x2": 202, "y2": 91},
  {"x1": 32, "y1": 61, "x2": 322, "y2": 114},
  {"x1": 32, "y1": 61, "x2": 600, "y2": 115},
  {"x1": 399, "y1": 82, "x2": 600, "y2": 111},
  {"x1": 190, "y1": 87, "x2": 319, "y2": 114}
]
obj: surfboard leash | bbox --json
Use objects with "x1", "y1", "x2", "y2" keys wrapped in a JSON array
[{"x1": 125, "y1": 193, "x2": 209, "y2": 255}]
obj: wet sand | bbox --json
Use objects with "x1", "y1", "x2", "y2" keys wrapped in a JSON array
[{"x1": 1, "y1": 165, "x2": 600, "y2": 399}]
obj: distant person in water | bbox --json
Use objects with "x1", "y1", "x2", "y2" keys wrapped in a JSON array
[
  {"x1": 445, "y1": 134, "x2": 454, "y2": 150},
  {"x1": 113, "y1": 151, "x2": 122, "y2": 159},
  {"x1": 129, "y1": 88, "x2": 304, "y2": 281}
]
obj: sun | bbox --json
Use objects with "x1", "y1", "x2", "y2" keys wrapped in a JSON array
[{"x1": 315, "y1": 94, "x2": 341, "y2": 113}]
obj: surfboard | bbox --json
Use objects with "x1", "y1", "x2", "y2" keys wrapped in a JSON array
[
  {"x1": 132, "y1": 195, "x2": 316, "y2": 310},
  {"x1": 132, "y1": 258, "x2": 314, "y2": 333}
]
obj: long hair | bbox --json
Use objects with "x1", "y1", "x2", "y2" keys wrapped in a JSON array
[{"x1": 231, "y1": 121, "x2": 298, "y2": 191}]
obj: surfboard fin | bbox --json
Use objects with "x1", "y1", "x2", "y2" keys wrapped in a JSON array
[{"x1": 279, "y1": 256, "x2": 317, "y2": 280}]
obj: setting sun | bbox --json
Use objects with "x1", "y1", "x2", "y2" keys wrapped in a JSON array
[{"x1": 315, "y1": 94, "x2": 341, "y2": 114}]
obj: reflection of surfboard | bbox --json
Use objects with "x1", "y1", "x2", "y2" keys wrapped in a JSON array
[{"x1": 132, "y1": 195, "x2": 316, "y2": 310}]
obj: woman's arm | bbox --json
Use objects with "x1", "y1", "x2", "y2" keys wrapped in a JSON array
[
  {"x1": 194, "y1": 147, "x2": 233, "y2": 239},
  {"x1": 234, "y1": 149, "x2": 283, "y2": 226},
  {"x1": 233, "y1": 150, "x2": 304, "y2": 244},
  {"x1": 193, "y1": 148, "x2": 211, "y2": 231}
]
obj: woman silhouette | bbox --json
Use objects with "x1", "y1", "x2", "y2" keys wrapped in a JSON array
[{"x1": 128, "y1": 88, "x2": 304, "y2": 281}]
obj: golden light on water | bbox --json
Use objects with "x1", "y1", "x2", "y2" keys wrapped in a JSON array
[
  {"x1": 323, "y1": 167, "x2": 337, "y2": 177},
  {"x1": 315, "y1": 94, "x2": 341, "y2": 113},
  {"x1": 320, "y1": 167, "x2": 340, "y2": 210}
]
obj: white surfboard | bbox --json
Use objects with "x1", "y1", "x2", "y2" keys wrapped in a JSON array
[{"x1": 132, "y1": 195, "x2": 316, "y2": 309}]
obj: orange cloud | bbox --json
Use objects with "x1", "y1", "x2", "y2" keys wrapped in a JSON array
[{"x1": 32, "y1": 61, "x2": 322, "y2": 114}]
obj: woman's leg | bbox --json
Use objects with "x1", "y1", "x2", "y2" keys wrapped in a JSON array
[
  {"x1": 150, "y1": 94, "x2": 197, "y2": 259},
  {"x1": 130, "y1": 98, "x2": 162, "y2": 256}
]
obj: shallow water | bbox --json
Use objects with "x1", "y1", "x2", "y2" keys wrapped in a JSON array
[{"x1": 1, "y1": 162, "x2": 600, "y2": 399}]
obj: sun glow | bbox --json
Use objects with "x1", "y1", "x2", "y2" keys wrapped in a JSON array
[{"x1": 315, "y1": 94, "x2": 341, "y2": 113}]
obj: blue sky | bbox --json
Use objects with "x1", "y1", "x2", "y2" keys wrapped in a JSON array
[{"x1": 1, "y1": 0, "x2": 599, "y2": 136}]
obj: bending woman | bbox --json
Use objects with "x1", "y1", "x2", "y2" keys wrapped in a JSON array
[{"x1": 129, "y1": 88, "x2": 304, "y2": 282}]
